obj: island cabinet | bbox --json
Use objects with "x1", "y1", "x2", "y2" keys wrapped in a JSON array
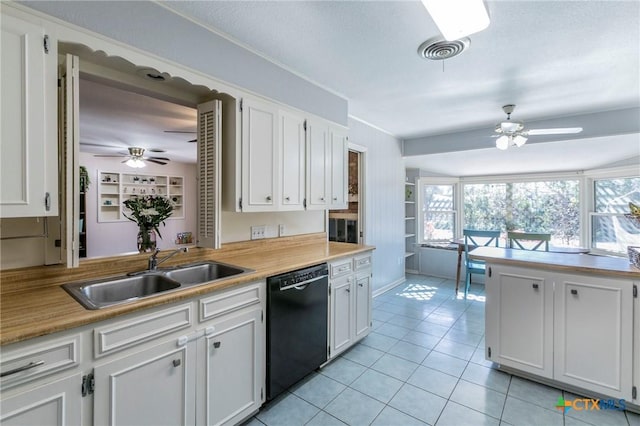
[
  {"x1": 0, "y1": 280, "x2": 266, "y2": 426},
  {"x1": 328, "y1": 251, "x2": 373, "y2": 359},
  {"x1": 485, "y1": 263, "x2": 636, "y2": 401}
]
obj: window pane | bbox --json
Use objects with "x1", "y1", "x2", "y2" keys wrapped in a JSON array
[
  {"x1": 592, "y1": 214, "x2": 640, "y2": 254},
  {"x1": 593, "y1": 177, "x2": 640, "y2": 254},
  {"x1": 463, "y1": 180, "x2": 580, "y2": 247},
  {"x1": 594, "y1": 177, "x2": 640, "y2": 213},
  {"x1": 422, "y1": 184, "x2": 455, "y2": 241}
]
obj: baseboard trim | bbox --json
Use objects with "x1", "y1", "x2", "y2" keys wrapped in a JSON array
[
  {"x1": 405, "y1": 269, "x2": 420, "y2": 274},
  {"x1": 373, "y1": 276, "x2": 406, "y2": 298}
]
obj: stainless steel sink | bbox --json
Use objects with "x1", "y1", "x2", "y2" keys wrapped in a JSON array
[
  {"x1": 165, "y1": 262, "x2": 249, "y2": 285},
  {"x1": 62, "y1": 261, "x2": 254, "y2": 310},
  {"x1": 63, "y1": 274, "x2": 182, "y2": 310}
]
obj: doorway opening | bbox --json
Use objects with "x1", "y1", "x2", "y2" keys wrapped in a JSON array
[{"x1": 329, "y1": 147, "x2": 366, "y2": 244}]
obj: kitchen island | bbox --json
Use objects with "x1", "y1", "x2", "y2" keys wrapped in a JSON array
[{"x1": 470, "y1": 247, "x2": 639, "y2": 411}]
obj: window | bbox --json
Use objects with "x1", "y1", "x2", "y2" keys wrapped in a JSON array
[
  {"x1": 591, "y1": 176, "x2": 640, "y2": 255},
  {"x1": 463, "y1": 179, "x2": 581, "y2": 247},
  {"x1": 419, "y1": 182, "x2": 456, "y2": 242}
]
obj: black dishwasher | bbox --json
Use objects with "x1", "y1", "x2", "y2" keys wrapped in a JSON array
[{"x1": 266, "y1": 263, "x2": 328, "y2": 400}]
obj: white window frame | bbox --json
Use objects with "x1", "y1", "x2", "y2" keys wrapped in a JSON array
[{"x1": 416, "y1": 177, "x2": 459, "y2": 244}]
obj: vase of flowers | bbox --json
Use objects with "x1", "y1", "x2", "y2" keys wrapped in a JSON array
[{"x1": 122, "y1": 195, "x2": 174, "y2": 252}]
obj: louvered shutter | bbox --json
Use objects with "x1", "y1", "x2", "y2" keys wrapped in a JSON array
[{"x1": 197, "y1": 100, "x2": 222, "y2": 249}]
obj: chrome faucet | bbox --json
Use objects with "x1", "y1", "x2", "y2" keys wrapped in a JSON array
[{"x1": 148, "y1": 247, "x2": 189, "y2": 271}]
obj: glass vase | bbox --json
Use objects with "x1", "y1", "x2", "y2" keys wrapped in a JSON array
[{"x1": 137, "y1": 228, "x2": 157, "y2": 253}]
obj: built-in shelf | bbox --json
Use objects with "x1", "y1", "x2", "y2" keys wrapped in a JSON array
[
  {"x1": 405, "y1": 182, "x2": 415, "y2": 186},
  {"x1": 405, "y1": 201, "x2": 415, "y2": 204},
  {"x1": 405, "y1": 217, "x2": 415, "y2": 220},
  {"x1": 405, "y1": 252, "x2": 415, "y2": 258},
  {"x1": 405, "y1": 233, "x2": 416, "y2": 238},
  {"x1": 97, "y1": 171, "x2": 184, "y2": 222}
]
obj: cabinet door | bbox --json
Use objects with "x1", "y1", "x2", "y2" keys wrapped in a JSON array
[
  {"x1": 198, "y1": 308, "x2": 264, "y2": 426},
  {"x1": 1, "y1": 13, "x2": 58, "y2": 217},
  {"x1": 279, "y1": 110, "x2": 305, "y2": 210},
  {"x1": 355, "y1": 273, "x2": 372, "y2": 340},
  {"x1": 554, "y1": 274, "x2": 633, "y2": 400},
  {"x1": 241, "y1": 98, "x2": 278, "y2": 211},
  {"x1": 306, "y1": 119, "x2": 330, "y2": 209},
  {"x1": 329, "y1": 128, "x2": 348, "y2": 209},
  {"x1": 0, "y1": 373, "x2": 82, "y2": 426},
  {"x1": 485, "y1": 265, "x2": 553, "y2": 378},
  {"x1": 93, "y1": 337, "x2": 196, "y2": 426},
  {"x1": 330, "y1": 274, "x2": 353, "y2": 358}
]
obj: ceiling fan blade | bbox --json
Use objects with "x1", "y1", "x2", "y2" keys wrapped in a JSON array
[
  {"x1": 527, "y1": 127, "x2": 583, "y2": 136},
  {"x1": 164, "y1": 130, "x2": 196, "y2": 134},
  {"x1": 94, "y1": 154, "x2": 126, "y2": 158},
  {"x1": 146, "y1": 159, "x2": 168, "y2": 165},
  {"x1": 145, "y1": 156, "x2": 170, "y2": 161},
  {"x1": 187, "y1": 139, "x2": 197, "y2": 143}
]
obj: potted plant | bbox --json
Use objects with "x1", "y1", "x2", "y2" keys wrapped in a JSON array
[
  {"x1": 79, "y1": 166, "x2": 90, "y2": 191},
  {"x1": 122, "y1": 195, "x2": 174, "y2": 252}
]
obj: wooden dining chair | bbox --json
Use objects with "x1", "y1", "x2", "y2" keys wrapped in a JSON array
[
  {"x1": 507, "y1": 231, "x2": 551, "y2": 251},
  {"x1": 462, "y1": 229, "x2": 500, "y2": 298}
]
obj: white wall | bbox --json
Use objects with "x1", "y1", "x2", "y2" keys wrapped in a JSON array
[
  {"x1": 348, "y1": 118, "x2": 405, "y2": 293},
  {"x1": 23, "y1": 1, "x2": 348, "y2": 126},
  {"x1": 80, "y1": 153, "x2": 197, "y2": 258}
]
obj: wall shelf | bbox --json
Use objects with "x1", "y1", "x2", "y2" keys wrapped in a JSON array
[{"x1": 97, "y1": 171, "x2": 184, "y2": 223}]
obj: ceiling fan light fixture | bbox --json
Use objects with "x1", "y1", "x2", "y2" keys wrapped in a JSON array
[
  {"x1": 421, "y1": 0, "x2": 490, "y2": 41},
  {"x1": 126, "y1": 158, "x2": 146, "y2": 168},
  {"x1": 513, "y1": 134, "x2": 528, "y2": 147},
  {"x1": 496, "y1": 135, "x2": 509, "y2": 150}
]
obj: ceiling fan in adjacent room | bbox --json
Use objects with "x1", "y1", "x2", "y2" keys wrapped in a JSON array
[
  {"x1": 493, "y1": 104, "x2": 583, "y2": 150},
  {"x1": 163, "y1": 130, "x2": 197, "y2": 143},
  {"x1": 94, "y1": 147, "x2": 170, "y2": 168}
]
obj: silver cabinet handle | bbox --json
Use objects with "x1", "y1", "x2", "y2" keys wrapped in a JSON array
[
  {"x1": 320, "y1": 197, "x2": 325, "y2": 201},
  {"x1": 358, "y1": 283, "x2": 364, "y2": 287},
  {"x1": 532, "y1": 283, "x2": 539, "y2": 289},
  {"x1": 346, "y1": 288, "x2": 350, "y2": 293},
  {"x1": 571, "y1": 289, "x2": 578, "y2": 295},
  {"x1": 172, "y1": 359, "x2": 181, "y2": 368},
  {"x1": 266, "y1": 196, "x2": 272, "y2": 201},
  {"x1": 1, "y1": 360, "x2": 45, "y2": 378},
  {"x1": 333, "y1": 197, "x2": 337, "y2": 201},
  {"x1": 213, "y1": 341, "x2": 221, "y2": 348},
  {"x1": 45, "y1": 193, "x2": 51, "y2": 211},
  {"x1": 285, "y1": 196, "x2": 290, "y2": 201}
]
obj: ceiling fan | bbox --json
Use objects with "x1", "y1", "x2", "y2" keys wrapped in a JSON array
[
  {"x1": 164, "y1": 130, "x2": 197, "y2": 143},
  {"x1": 493, "y1": 104, "x2": 583, "y2": 150},
  {"x1": 94, "y1": 147, "x2": 170, "y2": 168}
]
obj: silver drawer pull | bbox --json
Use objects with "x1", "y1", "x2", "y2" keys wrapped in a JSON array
[
  {"x1": 266, "y1": 195, "x2": 272, "y2": 201},
  {"x1": 1, "y1": 360, "x2": 45, "y2": 378},
  {"x1": 172, "y1": 359, "x2": 181, "y2": 368},
  {"x1": 358, "y1": 283, "x2": 364, "y2": 287},
  {"x1": 213, "y1": 341, "x2": 221, "y2": 349},
  {"x1": 571, "y1": 289, "x2": 578, "y2": 295},
  {"x1": 532, "y1": 283, "x2": 539, "y2": 289}
]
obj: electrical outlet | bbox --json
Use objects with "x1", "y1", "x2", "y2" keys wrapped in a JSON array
[
  {"x1": 279, "y1": 224, "x2": 285, "y2": 237},
  {"x1": 251, "y1": 225, "x2": 266, "y2": 240}
]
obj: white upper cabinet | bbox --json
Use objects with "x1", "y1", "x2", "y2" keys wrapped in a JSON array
[
  {"x1": 0, "y1": 12, "x2": 58, "y2": 217},
  {"x1": 278, "y1": 109, "x2": 306, "y2": 210},
  {"x1": 329, "y1": 128, "x2": 348, "y2": 209},
  {"x1": 306, "y1": 118, "x2": 330, "y2": 210},
  {"x1": 240, "y1": 97, "x2": 279, "y2": 212}
]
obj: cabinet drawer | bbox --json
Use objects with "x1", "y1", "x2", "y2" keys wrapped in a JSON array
[
  {"x1": 94, "y1": 304, "x2": 192, "y2": 358},
  {"x1": 330, "y1": 258, "x2": 353, "y2": 278},
  {"x1": 200, "y1": 281, "x2": 263, "y2": 322},
  {"x1": 354, "y1": 254, "x2": 372, "y2": 271},
  {"x1": 0, "y1": 335, "x2": 80, "y2": 389}
]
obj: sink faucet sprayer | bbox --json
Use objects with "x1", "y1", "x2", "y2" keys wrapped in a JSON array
[{"x1": 148, "y1": 247, "x2": 189, "y2": 271}]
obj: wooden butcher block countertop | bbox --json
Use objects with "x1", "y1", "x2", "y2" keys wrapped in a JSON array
[
  {"x1": 469, "y1": 246, "x2": 640, "y2": 279},
  {"x1": 0, "y1": 233, "x2": 374, "y2": 346}
]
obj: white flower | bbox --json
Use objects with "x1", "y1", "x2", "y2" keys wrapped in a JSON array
[{"x1": 141, "y1": 208, "x2": 159, "y2": 217}]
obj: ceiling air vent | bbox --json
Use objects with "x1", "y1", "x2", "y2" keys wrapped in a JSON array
[{"x1": 417, "y1": 37, "x2": 470, "y2": 60}]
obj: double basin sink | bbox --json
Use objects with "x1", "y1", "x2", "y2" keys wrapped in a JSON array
[{"x1": 62, "y1": 261, "x2": 254, "y2": 310}]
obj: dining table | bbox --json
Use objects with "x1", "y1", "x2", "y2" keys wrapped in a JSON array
[{"x1": 453, "y1": 238, "x2": 590, "y2": 294}]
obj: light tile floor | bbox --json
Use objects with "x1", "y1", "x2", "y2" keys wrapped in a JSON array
[{"x1": 246, "y1": 274, "x2": 639, "y2": 426}]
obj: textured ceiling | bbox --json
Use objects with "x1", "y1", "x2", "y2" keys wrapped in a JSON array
[{"x1": 162, "y1": 0, "x2": 640, "y2": 141}]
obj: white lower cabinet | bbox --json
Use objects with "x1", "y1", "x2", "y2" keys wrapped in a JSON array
[
  {"x1": 485, "y1": 264, "x2": 636, "y2": 401},
  {"x1": 93, "y1": 337, "x2": 196, "y2": 426},
  {"x1": 554, "y1": 274, "x2": 633, "y2": 400},
  {"x1": 329, "y1": 252, "x2": 373, "y2": 359},
  {"x1": 198, "y1": 307, "x2": 263, "y2": 426},
  {"x1": 485, "y1": 266, "x2": 554, "y2": 378},
  {"x1": 0, "y1": 373, "x2": 82, "y2": 426}
]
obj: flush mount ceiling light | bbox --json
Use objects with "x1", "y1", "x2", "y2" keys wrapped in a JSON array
[
  {"x1": 125, "y1": 147, "x2": 146, "y2": 168},
  {"x1": 421, "y1": 0, "x2": 490, "y2": 41}
]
